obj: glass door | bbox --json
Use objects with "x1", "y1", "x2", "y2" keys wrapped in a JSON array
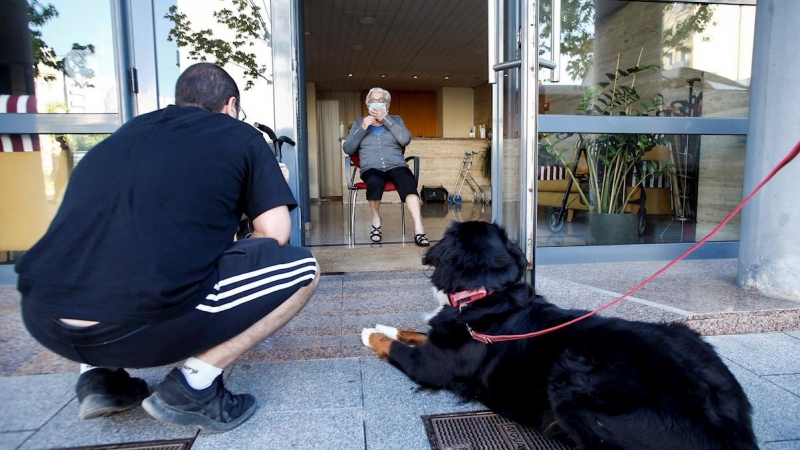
[
  {"x1": 271, "y1": 0, "x2": 308, "y2": 247},
  {"x1": 489, "y1": 0, "x2": 540, "y2": 272}
]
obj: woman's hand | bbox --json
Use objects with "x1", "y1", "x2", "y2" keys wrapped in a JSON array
[
  {"x1": 370, "y1": 108, "x2": 388, "y2": 122},
  {"x1": 361, "y1": 116, "x2": 380, "y2": 129}
]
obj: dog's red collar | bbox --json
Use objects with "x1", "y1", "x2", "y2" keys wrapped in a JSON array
[{"x1": 448, "y1": 287, "x2": 490, "y2": 309}]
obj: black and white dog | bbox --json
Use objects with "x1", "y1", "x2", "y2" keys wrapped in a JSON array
[{"x1": 362, "y1": 221, "x2": 757, "y2": 450}]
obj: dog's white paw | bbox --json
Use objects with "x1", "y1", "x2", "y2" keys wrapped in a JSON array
[
  {"x1": 361, "y1": 328, "x2": 378, "y2": 347},
  {"x1": 375, "y1": 324, "x2": 398, "y2": 340}
]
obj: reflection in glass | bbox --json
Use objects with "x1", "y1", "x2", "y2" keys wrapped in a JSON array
[
  {"x1": 0, "y1": 133, "x2": 107, "y2": 255},
  {"x1": 536, "y1": 132, "x2": 744, "y2": 247},
  {"x1": 538, "y1": 1, "x2": 754, "y2": 119},
  {"x1": 0, "y1": 0, "x2": 117, "y2": 113}
]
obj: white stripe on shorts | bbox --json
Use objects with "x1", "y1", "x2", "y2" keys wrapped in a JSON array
[
  {"x1": 211, "y1": 257, "x2": 318, "y2": 290},
  {"x1": 197, "y1": 270, "x2": 317, "y2": 313},
  {"x1": 205, "y1": 264, "x2": 317, "y2": 302}
]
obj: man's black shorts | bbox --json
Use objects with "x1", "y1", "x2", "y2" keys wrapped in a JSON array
[{"x1": 22, "y1": 238, "x2": 317, "y2": 368}]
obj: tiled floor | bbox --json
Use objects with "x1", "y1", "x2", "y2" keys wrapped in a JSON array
[{"x1": 304, "y1": 200, "x2": 697, "y2": 248}]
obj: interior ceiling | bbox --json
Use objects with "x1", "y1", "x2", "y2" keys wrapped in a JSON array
[{"x1": 303, "y1": 0, "x2": 488, "y2": 93}]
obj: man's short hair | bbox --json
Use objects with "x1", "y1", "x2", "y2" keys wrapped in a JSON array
[{"x1": 175, "y1": 62, "x2": 240, "y2": 112}]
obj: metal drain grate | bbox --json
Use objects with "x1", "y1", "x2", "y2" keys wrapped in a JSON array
[
  {"x1": 422, "y1": 410, "x2": 575, "y2": 450},
  {"x1": 59, "y1": 438, "x2": 194, "y2": 450}
]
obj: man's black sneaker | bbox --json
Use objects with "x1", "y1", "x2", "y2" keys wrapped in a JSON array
[
  {"x1": 76, "y1": 368, "x2": 149, "y2": 420},
  {"x1": 141, "y1": 368, "x2": 256, "y2": 432}
]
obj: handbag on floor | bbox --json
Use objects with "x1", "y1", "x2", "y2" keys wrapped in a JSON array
[{"x1": 421, "y1": 185, "x2": 448, "y2": 203}]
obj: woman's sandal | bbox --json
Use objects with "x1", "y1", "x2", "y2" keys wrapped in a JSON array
[
  {"x1": 414, "y1": 233, "x2": 430, "y2": 247},
  {"x1": 370, "y1": 225, "x2": 382, "y2": 243}
]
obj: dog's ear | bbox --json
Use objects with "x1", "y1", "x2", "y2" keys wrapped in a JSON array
[{"x1": 482, "y1": 222, "x2": 527, "y2": 289}]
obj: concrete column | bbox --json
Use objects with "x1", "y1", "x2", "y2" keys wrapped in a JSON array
[{"x1": 738, "y1": 0, "x2": 800, "y2": 301}]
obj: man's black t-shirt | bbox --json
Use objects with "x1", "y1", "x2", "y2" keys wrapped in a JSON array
[{"x1": 15, "y1": 105, "x2": 297, "y2": 323}]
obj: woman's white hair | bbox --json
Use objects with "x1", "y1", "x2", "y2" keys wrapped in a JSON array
[{"x1": 365, "y1": 87, "x2": 391, "y2": 104}]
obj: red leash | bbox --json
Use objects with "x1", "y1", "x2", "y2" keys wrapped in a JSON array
[{"x1": 469, "y1": 139, "x2": 800, "y2": 344}]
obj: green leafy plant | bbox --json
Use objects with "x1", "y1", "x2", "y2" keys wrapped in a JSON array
[
  {"x1": 165, "y1": 0, "x2": 271, "y2": 90},
  {"x1": 543, "y1": 55, "x2": 671, "y2": 214}
]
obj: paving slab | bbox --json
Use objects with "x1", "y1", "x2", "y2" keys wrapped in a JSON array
[
  {"x1": 0, "y1": 432, "x2": 33, "y2": 450},
  {"x1": 226, "y1": 359, "x2": 362, "y2": 411},
  {"x1": 0, "y1": 373, "x2": 76, "y2": 432},
  {"x1": 192, "y1": 408, "x2": 365, "y2": 450},
  {"x1": 361, "y1": 357, "x2": 483, "y2": 450},
  {"x1": 17, "y1": 369, "x2": 197, "y2": 450},
  {"x1": 706, "y1": 332, "x2": 800, "y2": 375},
  {"x1": 724, "y1": 363, "x2": 800, "y2": 445}
]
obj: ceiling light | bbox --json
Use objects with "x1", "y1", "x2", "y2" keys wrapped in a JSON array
[
  {"x1": 413, "y1": 75, "x2": 418, "y2": 79},
  {"x1": 348, "y1": 73, "x2": 353, "y2": 77},
  {"x1": 304, "y1": 31, "x2": 312, "y2": 37},
  {"x1": 359, "y1": 16, "x2": 376, "y2": 25},
  {"x1": 445, "y1": 76, "x2": 450, "y2": 80},
  {"x1": 352, "y1": 44, "x2": 365, "y2": 51},
  {"x1": 381, "y1": 74, "x2": 386, "y2": 78}
]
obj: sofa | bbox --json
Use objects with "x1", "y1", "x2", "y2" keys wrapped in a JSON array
[{"x1": 537, "y1": 145, "x2": 675, "y2": 223}]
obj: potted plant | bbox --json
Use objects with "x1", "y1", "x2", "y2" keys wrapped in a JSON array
[{"x1": 543, "y1": 54, "x2": 671, "y2": 244}]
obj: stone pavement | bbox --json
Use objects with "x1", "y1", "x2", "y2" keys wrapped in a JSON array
[{"x1": 1, "y1": 259, "x2": 799, "y2": 449}]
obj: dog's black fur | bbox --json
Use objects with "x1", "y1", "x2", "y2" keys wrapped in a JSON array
[{"x1": 373, "y1": 221, "x2": 758, "y2": 450}]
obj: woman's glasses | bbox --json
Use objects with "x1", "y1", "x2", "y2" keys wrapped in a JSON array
[{"x1": 368, "y1": 98, "x2": 389, "y2": 104}]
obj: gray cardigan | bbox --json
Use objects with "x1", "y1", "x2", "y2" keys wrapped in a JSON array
[{"x1": 342, "y1": 115, "x2": 413, "y2": 172}]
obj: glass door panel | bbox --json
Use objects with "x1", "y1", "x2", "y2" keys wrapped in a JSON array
[{"x1": 490, "y1": 0, "x2": 537, "y2": 267}]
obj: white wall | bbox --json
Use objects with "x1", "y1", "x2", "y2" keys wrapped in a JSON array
[{"x1": 437, "y1": 87, "x2": 474, "y2": 138}]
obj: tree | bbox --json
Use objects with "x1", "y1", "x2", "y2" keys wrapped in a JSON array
[
  {"x1": 165, "y1": 0, "x2": 272, "y2": 90},
  {"x1": 28, "y1": 0, "x2": 95, "y2": 86},
  {"x1": 538, "y1": 0, "x2": 714, "y2": 82}
]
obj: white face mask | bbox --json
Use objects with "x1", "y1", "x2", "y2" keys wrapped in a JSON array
[{"x1": 368, "y1": 102, "x2": 387, "y2": 112}]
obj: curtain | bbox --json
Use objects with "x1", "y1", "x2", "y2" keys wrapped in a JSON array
[{"x1": 316, "y1": 99, "x2": 342, "y2": 197}]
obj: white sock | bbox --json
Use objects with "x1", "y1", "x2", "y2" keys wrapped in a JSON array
[
  {"x1": 180, "y1": 357, "x2": 223, "y2": 390},
  {"x1": 80, "y1": 364, "x2": 119, "y2": 374}
]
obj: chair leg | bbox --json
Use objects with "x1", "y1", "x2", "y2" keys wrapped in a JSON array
[
  {"x1": 400, "y1": 202, "x2": 406, "y2": 237},
  {"x1": 349, "y1": 189, "x2": 358, "y2": 245}
]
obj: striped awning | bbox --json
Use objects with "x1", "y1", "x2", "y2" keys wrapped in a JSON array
[{"x1": 1, "y1": 94, "x2": 41, "y2": 152}]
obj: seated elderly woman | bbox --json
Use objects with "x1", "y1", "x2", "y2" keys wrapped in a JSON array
[{"x1": 342, "y1": 87, "x2": 429, "y2": 247}]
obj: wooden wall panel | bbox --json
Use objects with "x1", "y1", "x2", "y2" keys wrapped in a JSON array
[{"x1": 360, "y1": 90, "x2": 438, "y2": 137}]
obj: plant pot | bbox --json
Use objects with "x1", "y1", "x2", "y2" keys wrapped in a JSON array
[{"x1": 586, "y1": 212, "x2": 638, "y2": 245}]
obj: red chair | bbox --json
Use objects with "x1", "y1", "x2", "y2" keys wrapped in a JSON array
[{"x1": 345, "y1": 152, "x2": 420, "y2": 245}]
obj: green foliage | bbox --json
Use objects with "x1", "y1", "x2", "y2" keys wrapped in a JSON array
[
  {"x1": 543, "y1": 62, "x2": 672, "y2": 214},
  {"x1": 28, "y1": 0, "x2": 95, "y2": 85},
  {"x1": 538, "y1": 1, "x2": 714, "y2": 83},
  {"x1": 165, "y1": 0, "x2": 272, "y2": 90},
  {"x1": 65, "y1": 134, "x2": 107, "y2": 154},
  {"x1": 663, "y1": 4, "x2": 715, "y2": 56}
]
